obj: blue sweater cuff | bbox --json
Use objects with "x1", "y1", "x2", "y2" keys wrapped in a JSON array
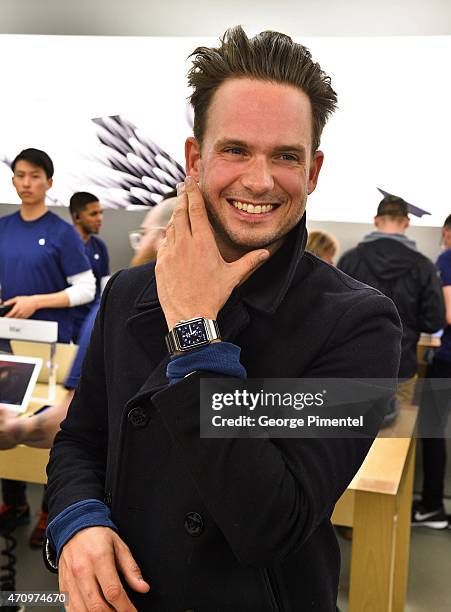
[
  {"x1": 46, "y1": 499, "x2": 117, "y2": 562},
  {"x1": 166, "y1": 342, "x2": 247, "y2": 384}
]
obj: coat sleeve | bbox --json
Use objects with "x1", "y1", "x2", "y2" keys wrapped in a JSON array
[
  {"x1": 150, "y1": 292, "x2": 401, "y2": 567},
  {"x1": 46, "y1": 272, "x2": 121, "y2": 521}
]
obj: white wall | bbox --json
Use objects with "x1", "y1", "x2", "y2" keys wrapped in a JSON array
[{"x1": 1, "y1": 0, "x2": 451, "y2": 36}]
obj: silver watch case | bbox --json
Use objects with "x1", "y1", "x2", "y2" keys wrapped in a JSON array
[{"x1": 165, "y1": 317, "x2": 220, "y2": 355}]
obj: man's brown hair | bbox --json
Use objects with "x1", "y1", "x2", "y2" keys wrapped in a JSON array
[
  {"x1": 444, "y1": 214, "x2": 451, "y2": 229},
  {"x1": 376, "y1": 195, "x2": 409, "y2": 219},
  {"x1": 187, "y1": 26, "x2": 337, "y2": 153}
]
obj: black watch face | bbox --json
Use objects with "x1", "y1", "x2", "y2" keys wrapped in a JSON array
[{"x1": 175, "y1": 319, "x2": 208, "y2": 350}]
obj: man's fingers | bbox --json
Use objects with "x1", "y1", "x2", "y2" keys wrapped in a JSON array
[
  {"x1": 165, "y1": 222, "x2": 175, "y2": 244},
  {"x1": 5, "y1": 305, "x2": 20, "y2": 318},
  {"x1": 113, "y1": 536, "x2": 150, "y2": 594},
  {"x1": 184, "y1": 176, "x2": 211, "y2": 235},
  {"x1": 65, "y1": 548, "x2": 133, "y2": 612},
  {"x1": 64, "y1": 585, "x2": 88, "y2": 612},
  {"x1": 78, "y1": 574, "x2": 114, "y2": 612},
  {"x1": 59, "y1": 528, "x2": 139, "y2": 612},
  {"x1": 171, "y1": 183, "x2": 191, "y2": 236},
  {"x1": 60, "y1": 561, "x2": 90, "y2": 612},
  {"x1": 231, "y1": 249, "x2": 270, "y2": 285}
]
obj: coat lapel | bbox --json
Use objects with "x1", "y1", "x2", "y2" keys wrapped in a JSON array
[{"x1": 126, "y1": 275, "x2": 168, "y2": 364}]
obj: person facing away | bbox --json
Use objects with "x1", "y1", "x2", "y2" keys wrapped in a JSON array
[
  {"x1": 412, "y1": 213, "x2": 451, "y2": 529},
  {"x1": 338, "y1": 195, "x2": 444, "y2": 404},
  {"x1": 45, "y1": 27, "x2": 401, "y2": 612},
  {"x1": 0, "y1": 148, "x2": 95, "y2": 548},
  {"x1": 69, "y1": 192, "x2": 110, "y2": 342}
]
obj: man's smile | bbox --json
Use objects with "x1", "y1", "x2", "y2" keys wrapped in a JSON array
[{"x1": 226, "y1": 198, "x2": 280, "y2": 218}]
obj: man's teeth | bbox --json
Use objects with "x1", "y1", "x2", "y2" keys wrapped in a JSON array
[{"x1": 232, "y1": 201, "x2": 274, "y2": 214}]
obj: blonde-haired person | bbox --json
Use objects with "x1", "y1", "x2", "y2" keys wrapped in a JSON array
[{"x1": 306, "y1": 230, "x2": 338, "y2": 264}]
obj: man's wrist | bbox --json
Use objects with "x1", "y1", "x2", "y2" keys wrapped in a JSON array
[
  {"x1": 172, "y1": 338, "x2": 221, "y2": 356},
  {"x1": 31, "y1": 294, "x2": 41, "y2": 310}
]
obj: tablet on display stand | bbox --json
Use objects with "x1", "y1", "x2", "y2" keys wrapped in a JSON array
[{"x1": 0, "y1": 318, "x2": 58, "y2": 403}]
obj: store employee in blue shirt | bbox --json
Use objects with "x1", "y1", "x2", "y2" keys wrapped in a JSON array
[
  {"x1": 0, "y1": 147, "x2": 95, "y2": 545},
  {"x1": 0, "y1": 148, "x2": 96, "y2": 343},
  {"x1": 69, "y1": 192, "x2": 110, "y2": 342}
]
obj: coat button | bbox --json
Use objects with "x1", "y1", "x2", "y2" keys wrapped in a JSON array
[
  {"x1": 127, "y1": 406, "x2": 149, "y2": 428},
  {"x1": 184, "y1": 512, "x2": 204, "y2": 537}
]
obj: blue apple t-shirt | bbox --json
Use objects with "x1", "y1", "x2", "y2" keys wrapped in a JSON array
[
  {"x1": 71, "y1": 235, "x2": 109, "y2": 342},
  {"x1": 0, "y1": 210, "x2": 91, "y2": 343},
  {"x1": 436, "y1": 249, "x2": 451, "y2": 362}
]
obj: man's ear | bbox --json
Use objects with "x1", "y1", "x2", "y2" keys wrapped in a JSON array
[
  {"x1": 307, "y1": 150, "x2": 324, "y2": 195},
  {"x1": 185, "y1": 137, "x2": 201, "y2": 181},
  {"x1": 46, "y1": 177, "x2": 53, "y2": 191}
]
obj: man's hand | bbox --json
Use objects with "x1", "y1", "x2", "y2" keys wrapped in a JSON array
[
  {"x1": 59, "y1": 526, "x2": 150, "y2": 611},
  {"x1": 4, "y1": 295, "x2": 39, "y2": 318},
  {"x1": 155, "y1": 176, "x2": 269, "y2": 330},
  {"x1": 0, "y1": 406, "x2": 23, "y2": 449}
]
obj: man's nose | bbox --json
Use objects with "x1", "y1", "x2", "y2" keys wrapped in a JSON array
[{"x1": 240, "y1": 156, "x2": 274, "y2": 194}]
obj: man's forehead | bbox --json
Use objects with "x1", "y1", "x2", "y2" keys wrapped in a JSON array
[
  {"x1": 204, "y1": 78, "x2": 313, "y2": 146},
  {"x1": 14, "y1": 160, "x2": 46, "y2": 173},
  {"x1": 85, "y1": 201, "x2": 101, "y2": 210}
]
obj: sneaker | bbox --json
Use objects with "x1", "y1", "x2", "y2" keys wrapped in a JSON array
[
  {"x1": 0, "y1": 503, "x2": 30, "y2": 534},
  {"x1": 29, "y1": 511, "x2": 48, "y2": 549},
  {"x1": 411, "y1": 501, "x2": 449, "y2": 529}
]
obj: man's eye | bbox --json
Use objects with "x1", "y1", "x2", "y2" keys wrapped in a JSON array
[
  {"x1": 279, "y1": 154, "x2": 298, "y2": 162},
  {"x1": 224, "y1": 147, "x2": 244, "y2": 155}
]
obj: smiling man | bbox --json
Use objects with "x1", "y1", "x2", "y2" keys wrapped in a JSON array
[
  {"x1": 186, "y1": 78, "x2": 323, "y2": 260},
  {"x1": 46, "y1": 28, "x2": 401, "y2": 611}
]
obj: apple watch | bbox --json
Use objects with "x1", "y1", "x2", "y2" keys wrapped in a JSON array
[{"x1": 165, "y1": 317, "x2": 221, "y2": 355}]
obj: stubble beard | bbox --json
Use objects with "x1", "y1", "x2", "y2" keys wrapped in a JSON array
[{"x1": 201, "y1": 186, "x2": 307, "y2": 260}]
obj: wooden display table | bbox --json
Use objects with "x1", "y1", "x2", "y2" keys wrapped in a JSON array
[
  {"x1": 332, "y1": 404, "x2": 418, "y2": 612},
  {"x1": 0, "y1": 383, "x2": 66, "y2": 484}
]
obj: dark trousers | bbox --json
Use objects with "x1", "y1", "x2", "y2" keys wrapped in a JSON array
[
  {"x1": 1, "y1": 479, "x2": 27, "y2": 506},
  {"x1": 1, "y1": 479, "x2": 48, "y2": 512},
  {"x1": 418, "y1": 357, "x2": 451, "y2": 510}
]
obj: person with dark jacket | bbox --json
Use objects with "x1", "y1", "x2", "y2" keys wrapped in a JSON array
[
  {"x1": 338, "y1": 195, "x2": 444, "y2": 404},
  {"x1": 45, "y1": 27, "x2": 401, "y2": 611},
  {"x1": 412, "y1": 214, "x2": 451, "y2": 528}
]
